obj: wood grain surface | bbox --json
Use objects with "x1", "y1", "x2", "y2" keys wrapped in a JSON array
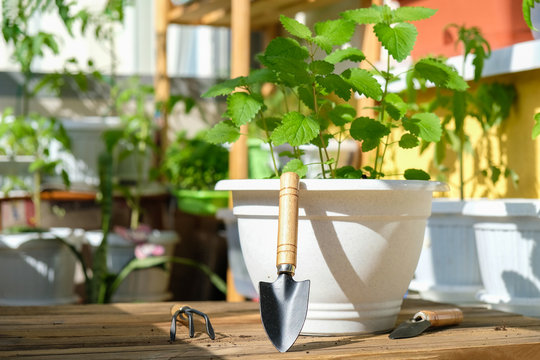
[{"x1": 1, "y1": 299, "x2": 540, "y2": 359}]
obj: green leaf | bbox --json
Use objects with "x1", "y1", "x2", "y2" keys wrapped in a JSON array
[
  {"x1": 414, "y1": 58, "x2": 469, "y2": 91},
  {"x1": 205, "y1": 121, "x2": 240, "y2": 144},
  {"x1": 392, "y1": 7, "x2": 437, "y2": 22},
  {"x1": 404, "y1": 168, "x2": 430, "y2": 180},
  {"x1": 342, "y1": 68, "x2": 382, "y2": 101},
  {"x1": 310, "y1": 133, "x2": 333, "y2": 148},
  {"x1": 335, "y1": 166, "x2": 364, "y2": 179},
  {"x1": 270, "y1": 112, "x2": 320, "y2": 146},
  {"x1": 324, "y1": 48, "x2": 365, "y2": 64},
  {"x1": 256, "y1": 116, "x2": 281, "y2": 132},
  {"x1": 533, "y1": 112, "x2": 540, "y2": 139},
  {"x1": 384, "y1": 93, "x2": 408, "y2": 120},
  {"x1": 410, "y1": 113, "x2": 442, "y2": 142},
  {"x1": 246, "y1": 68, "x2": 277, "y2": 85},
  {"x1": 341, "y1": 6, "x2": 383, "y2": 24},
  {"x1": 202, "y1": 77, "x2": 246, "y2": 97},
  {"x1": 453, "y1": 91, "x2": 467, "y2": 132},
  {"x1": 316, "y1": 74, "x2": 352, "y2": 101},
  {"x1": 399, "y1": 133, "x2": 419, "y2": 149},
  {"x1": 280, "y1": 15, "x2": 312, "y2": 40},
  {"x1": 329, "y1": 104, "x2": 356, "y2": 126},
  {"x1": 260, "y1": 37, "x2": 309, "y2": 63},
  {"x1": 523, "y1": 0, "x2": 540, "y2": 30},
  {"x1": 314, "y1": 19, "x2": 356, "y2": 54},
  {"x1": 349, "y1": 117, "x2": 390, "y2": 151},
  {"x1": 374, "y1": 22, "x2": 417, "y2": 62},
  {"x1": 282, "y1": 159, "x2": 308, "y2": 178},
  {"x1": 309, "y1": 60, "x2": 334, "y2": 75},
  {"x1": 225, "y1": 92, "x2": 263, "y2": 126},
  {"x1": 298, "y1": 85, "x2": 315, "y2": 110}
]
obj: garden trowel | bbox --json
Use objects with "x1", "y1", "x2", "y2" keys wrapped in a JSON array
[
  {"x1": 259, "y1": 172, "x2": 310, "y2": 353},
  {"x1": 389, "y1": 308, "x2": 463, "y2": 339}
]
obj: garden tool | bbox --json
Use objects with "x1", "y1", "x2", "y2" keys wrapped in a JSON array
[
  {"x1": 259, "y1": 172, "x2": 310, "y2": 353},
  {"x1": 389, "y1": 308, "x2": 463, "y2": 339},
  {"x1": 170, "y1": 304, "x2": 215, "y2": 341}
]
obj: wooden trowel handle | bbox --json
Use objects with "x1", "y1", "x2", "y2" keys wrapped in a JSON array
[
  {"x1": 276, "y1": 172, "x2": 300, "y2": 275},
  {"x1": 415, "y1": 308, "x2": 463, "y2": 327}
]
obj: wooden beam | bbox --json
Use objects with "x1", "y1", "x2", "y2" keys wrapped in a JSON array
[{"x1": 155, "y1": 0, "x2": 171, "y2": 155}]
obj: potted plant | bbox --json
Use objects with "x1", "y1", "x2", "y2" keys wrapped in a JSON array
[
  {"x1": 204, "y1": 4, "x2": 468, "y2": 334},
  {"x1": 0, "y1": 1, "x2": 88, "y2": 305},
  {"x1": 406, "y1": 25, "x2": 517, "y2": 304},
  {"x1": 458, "y1": 3, "x2": 540, "y2": 317}
]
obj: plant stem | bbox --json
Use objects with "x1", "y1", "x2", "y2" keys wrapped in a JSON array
[
  {"x1": 32, "y1": 171, "x2": 41, "y2": 227},
  {"x1": 375, "y1": 53, "x2": 392, "y2": 178}
]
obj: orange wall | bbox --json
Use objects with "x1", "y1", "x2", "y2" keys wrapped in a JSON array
[{"x1": 399, "y1": 0, "x2": 533, "y2": 59}]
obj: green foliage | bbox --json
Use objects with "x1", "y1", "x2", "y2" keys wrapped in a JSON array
[
  {"x1": 162, "y1": 131, "x2": 229, "y2": 191},
  {"x1": 533, "y1": 113, "x2": 540, "y2": 139},
  {"x1": 405, "y1": 24, "x2": 517, "y2": 198},
  {"x1": 523, "y1": 0, "x2": 540, "y2": 31},
  {"x1": 204, "y1": 4, "x2": 447, "y2": 179}
]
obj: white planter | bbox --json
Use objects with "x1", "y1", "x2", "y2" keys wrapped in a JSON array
[
  {"x1": 464, "y1": 199, "x2": 540, "y2": 317},
  {"x1": 85, "y1": 230, "x2": 179, "y2": 302},
  {"x1": 411, "y1": 199, "x2": 483, "y2": 304},
  {"x1": 216, "y1": 179, "x2": 446, "y2": 335},
  {"x1": 0, "y1": 228, "x2": 84, "y2": 305}
]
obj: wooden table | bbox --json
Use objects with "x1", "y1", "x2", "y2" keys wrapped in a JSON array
[{"x1": 2, "y1": 299, "x2": 540, "y2": 359}]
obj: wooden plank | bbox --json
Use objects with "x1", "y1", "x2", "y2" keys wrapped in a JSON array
[{"x1": 2, "y1": 300, "x2": 540, "y2": 359}]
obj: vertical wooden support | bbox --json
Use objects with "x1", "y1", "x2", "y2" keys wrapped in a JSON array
[
  {"x1": 227, "y1": 0, "x2": 251, "y2": 302},
  {"x1": 356, "y1": 0, "x2": 382, "y2": 168},
  {"x1": 155, "y1": 0, "x2": 171, "y2": 155}
]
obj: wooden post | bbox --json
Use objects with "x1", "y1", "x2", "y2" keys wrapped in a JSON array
[
  {"x1": 356, "y1": 0, "x2": 382, "y2": 168},
  {"x1": 155, "y1": 0, "x2": 171, "y2": 155},
  {"x1": 227, "y1": 0, "x2": 251, "y2": 302}
]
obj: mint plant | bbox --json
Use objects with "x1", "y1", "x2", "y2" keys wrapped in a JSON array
[
  {"x1": 406, "y1": 24, "x2": 517, "y2": 199},
  {"x1": 203, "y1": 5, "x2": 467, "y2": 179}
]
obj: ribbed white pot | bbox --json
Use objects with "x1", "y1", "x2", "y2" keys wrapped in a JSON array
[
  {"x1": 411, "y1": 199, "x2": 483, "y2": 304},
  {"x1": 85, "y1": 230, "x2": 179, "y2": 302},
  {"x1": 0, "y1": 228, "x2": 84, "y2": 305},
  {"x1": 464, "y1": 199, "x2": 540, "y2": 317},
  {"x1": 216, "y1": 179, "x2": 446, "y2": 335}
]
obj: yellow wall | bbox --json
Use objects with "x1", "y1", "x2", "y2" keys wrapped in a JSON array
[{"x1": 379, "y1": 68, "x2": 540, "y2": 199}]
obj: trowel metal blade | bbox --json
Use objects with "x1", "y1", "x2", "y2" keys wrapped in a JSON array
[
  {"x1": 389, "y1": 319, "x2": 432, "y2": 339},
  {"x1": 259, "y1": 273, "x2": 310, "y2": 352}
]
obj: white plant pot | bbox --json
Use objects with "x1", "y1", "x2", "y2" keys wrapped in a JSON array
[
  {"x1": 411, "y1": 199, "x2": 483, "y2": 304},
  {"x1": 464, "y1": 199, "x2": 540, "y2": 317},
  {"x1": 0, "y1": 228, "x2": 84, "y2": 305},
  {"x1": 85, "y1": 230, "x2": 179, "y2": 302},
  {"x1": 216, "y1": 179, "x2": 446, "y2": 335}
]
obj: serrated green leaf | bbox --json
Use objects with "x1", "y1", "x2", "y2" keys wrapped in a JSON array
[
  {"x1": 349, "y1": 117, "x2": 389, "y2": 151},
  {"x1": 261, "y1": 37, "x2": 309, "y2": 61},
  {"x1": 271, "y1": 112, "x2": 320, "y2": 146},
  {"x1": 316, "y1": 74, "x2": 352, "y2": 101},
  {"x1": 392, "y1": 6, "x2": 437, "y2": 22},
  {"x1": 329, "y1": 104, "x2": 356, "y2": 126},
  {"x1": 414, "y1": 58, "x2": 468, "y2": 91},
  {"x1": 453, "y1": 91, "x2": 467, "y2": 132},
  {"x1": 399, "y1": 133, "x2": 419, "y2": 148},
  {"x1": 205, "y1": 121, "x2": 240, "y2": 144},
  {"x1": 384, "y1": 93, "x2": 408, "y2": 120},
  {"x1": 533, "y1": 112, "x2": 540, "y2": 139},
  {"x1": 342, "y1": 68, "x2": 383, "y2": 101},
  {"x1": 374, "y1": 22, "x2": 417, "y2": 62},
  {"x1": 225, "y1": 92, "x2": 263, "y2": 126},
  {"x1": 411, "y1": 113, "x2": 442, "y2": 142},
  {"x1": 298, "y1": 85, "x2": 315, "y2": 110},
  {"x1": 309, "y1": 60, "x2": 334, "y2": 75},
  {"x1": 404, "y1": 168, "x2": 430, "y2": 180},
  {"x1": 280, "y1": 15, "x2": 312, "y2": 40},
  {"x1": 310, "y1": 133, "x2": 333, "y2": 148},
  {"x1": 324, "y1": 48, "x2": 365, "y2": 64},
  {"x1": 246, "y1": 68, "x2": 277, "y2": 85},
  {"x1": 341, "y1": 6, "x2": 383, "y2": 24},
  {"x1": 282, "y1": 159, "x2": 308, "y2": 178},
  {"x1": 202, "y1": 77, "x2": 246, "y2": 97},
  {"x1": 314, "y1": 19, "x2": 356, "y2": 54},
  {"x1": 335, "y1": 166, "x2": 364, "y2": 179}
]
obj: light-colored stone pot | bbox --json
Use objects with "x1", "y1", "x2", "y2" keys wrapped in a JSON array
[
  {"x1": 464, "y1": 199, "x2": 540, "y2": 317},
  {"x1": 216, "y1": 179, "x2": 446, "y2": 335},
  {"x1": 411, "y1": 199, "x2": 483, "y2": 304}
]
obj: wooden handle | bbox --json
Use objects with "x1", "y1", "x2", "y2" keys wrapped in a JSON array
[
  {"x1": 415, "y1": 308, "x2": 463, "y2": 327},
  {"x1": 276, "y1": 172, "x2": 300, "y2": 274}
]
